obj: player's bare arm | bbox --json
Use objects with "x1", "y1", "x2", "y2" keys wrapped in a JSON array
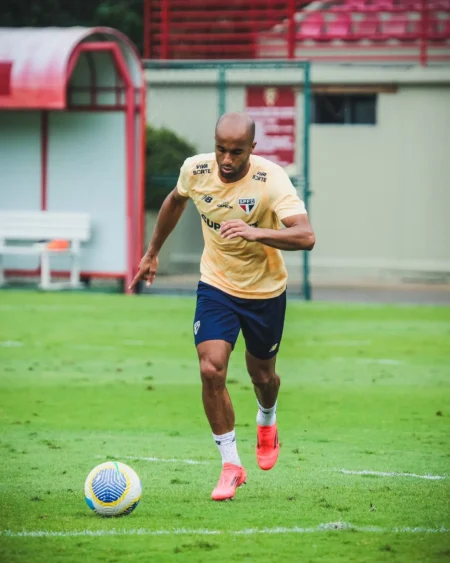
[
  {"x1": 129, "y1": 188, "x2": 189, "y2": 289},
  {"x1": 220, "y1": 213, "x2": 315, "y2": 251}
]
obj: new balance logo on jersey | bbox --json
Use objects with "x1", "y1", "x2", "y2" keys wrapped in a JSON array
[
  {"x1": 269, "y1": 343, "x2": 278, "y2": 353},
  {"x1": 239, "y1": 198, "x2": 256, "y2": 214},
  {"x1": 201, "y1": 195, "x2": 214, "y2": 203},
  {"x1": 194, "y1": 164, "x2": 211, "y2": 176},
  {"x1": 194, "y1": 321, "x2": 200, "y2": 335}
]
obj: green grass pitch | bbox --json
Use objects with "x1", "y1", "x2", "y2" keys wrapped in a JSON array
[{"x1": 0, "y1": 290, "x2": 449, "y2": 562}]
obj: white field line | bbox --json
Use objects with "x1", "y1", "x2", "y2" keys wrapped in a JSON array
[
  {"x1": 306, "y1": 340, "x2": 372, "y2": 346},
  {"x1": 358, "y1": 359, "x2": 404, "y2": 366},
  {"x1": 336, "y1": 469, "x2": 446, "y2": 480},
  {"x1": 96, "y1": 455, "x2": 210, "y2": 466},
  {"x1": 71, "y1": 344, "x2": 117, "y2": 351},
  {"x1": 0, "y1": 305, "x2": 94, "y2": 312},
  {"x1": 0, "y1": 342, "x2": 145, "y2": 351},
  {"x1": 332, "y1": 357, "x2": 404, "y2": 365},
  {"x1": 2, "y1": 523, "x2": 449, "y2": 538}
]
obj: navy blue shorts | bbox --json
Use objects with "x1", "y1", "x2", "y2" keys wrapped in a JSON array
[{"x1": 193, "y1": 281, "x2": 286, "y2": 360}]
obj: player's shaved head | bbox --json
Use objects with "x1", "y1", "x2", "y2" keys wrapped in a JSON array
[
  {"x1": 214, "y1": 112, "x2": 256, "y2": 183},
  {"x1": 215, "y1": 112, "x2": 255, "y2": 145}
]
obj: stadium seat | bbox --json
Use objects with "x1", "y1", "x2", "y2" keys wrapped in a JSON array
[
  {"x1": 359, "y1": 0, "x2": 384, "y2": 12},
  {"x1": 408, "y1": 1, "x2": 423, "y2": 10},
  {"x1": 297, "y1": 12, "x2": 325, "y2": 40},
  {"x1": 433, "y1": 0, "x2": 450, "y2": 9},
  {"x1": 348, "y1": 0, "x2": 370, "y2": 10},
  {"x1": 329, "y1": 2, "x2": 354, "y2": 12},
  {"x1": 374, "y1": 0, "x2": 395, "y2": 11},
  {"x1": 330, "y1": 0, "x2": 367, "y2": 11},
  {"x1": 428, "y1": 18, "x2": 450, "y2": 40},
  {"x1": 327, "y1": 13, "x2": 353, "y2": 39},
  {"x1": 410, "y1": 18, "x2": 450, "y2": 40},
  {"x1": 353, "y1": 14, "x2": 382, "y2": 39},
  {"x1": 381, "y1": 14, "x2": 410, "y2": 39}
]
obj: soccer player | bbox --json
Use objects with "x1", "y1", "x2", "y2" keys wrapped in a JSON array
[{"x1": 130, "y1": 112, "x2": 315, "y2": 501}]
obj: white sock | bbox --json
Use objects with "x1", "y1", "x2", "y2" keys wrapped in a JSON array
[
  {"x1": 212, "y1": 429, "x2": 241, "y2": 466},
  {"x1": 256, "y1": 400, "x2": 277, "y2": 427}
]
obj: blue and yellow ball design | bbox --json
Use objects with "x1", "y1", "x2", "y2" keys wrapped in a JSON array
[{"x1": 84, "y1": 461, "x2": 142, "y2": 517}]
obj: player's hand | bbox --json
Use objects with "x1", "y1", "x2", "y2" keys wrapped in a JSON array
[
  {"x1": 128, "y1": 254, "x2": 159, "y2": 290},
  {"x1": 220, "y1": 219, "x2": 260, "y2": 242}
]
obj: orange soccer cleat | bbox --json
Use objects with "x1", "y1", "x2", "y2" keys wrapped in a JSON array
[
  {"x1": 211, "y1": 463, "x2": 247, "y2": 501},
  {"x1": 256, "y1": 424, "x2": 280, "y2": 470}
]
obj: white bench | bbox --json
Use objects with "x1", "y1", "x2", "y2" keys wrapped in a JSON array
[{"x1": 0, "y1": 211, "x2": 91, "y2": 290}]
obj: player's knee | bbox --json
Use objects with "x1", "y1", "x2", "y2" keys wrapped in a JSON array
[
  {"x1": 200, "y1": 357, "x2": 227, "y2": 388},
  {"x1": 248, "y1": 366, "x2": 277, "y2": 386}
]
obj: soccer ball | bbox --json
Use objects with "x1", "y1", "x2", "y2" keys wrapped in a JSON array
[{"x1": 84, "y1": 461, "x2": 142, "y2": 517}]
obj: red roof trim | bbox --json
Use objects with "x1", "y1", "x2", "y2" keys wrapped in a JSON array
[{"x1": 0, "y1": 27, "x2": 142, "y2": 110}]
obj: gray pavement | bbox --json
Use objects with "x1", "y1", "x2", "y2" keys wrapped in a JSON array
[{"x1": 146, "y1": 275, "x2": 450, "y2": 305}]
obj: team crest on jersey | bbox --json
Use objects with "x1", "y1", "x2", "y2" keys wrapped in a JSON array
[{"x1": 238, "y1": 198, "x2": 256, "y2": 214}]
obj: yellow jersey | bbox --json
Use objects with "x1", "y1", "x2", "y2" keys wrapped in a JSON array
[{"x1": 176, "y1": 153, "x2": 307, "y2": 299}]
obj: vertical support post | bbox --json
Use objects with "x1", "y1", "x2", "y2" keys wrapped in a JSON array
[
  {"x1": 70, "y1": 240, "x2": 81, "y2": 288},
  {"x1": 144, "y1": 0, "x2": 151, "y2": 59},
  {"x1": 40, "y1": 251, "x2": 51, "y2": 290},
  {"x1": 138, "y1": 84, "x2": 147, "y2": 271},
  {"x1": 288, "y1": 0, "x2": 296, "y2": 59},
  {"x1": 41, "y1": 111, "x2": 49, "y2": 211},
  {"x1": 419, "y1": 0, "x2": 427, "y2": 67},
  {"x1": 302, "y1": 62, "x2": 312, "y2": 301},
  {"x1": 0, "y1": 241, "x2": 5, "y2": 286},
  {"x1": 250, "y1": 0, "x2": 257, "y2": 58},
  {"x1": 218, "y1": 64, "x2": 226, "y2": 117},
  {"x1": 162, "y1": 0, "x2": 170, "y2": 60}
]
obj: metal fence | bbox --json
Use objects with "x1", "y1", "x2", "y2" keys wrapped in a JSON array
[
  {"x1": 145, "y1": 59, "x2": 313, "y2": 299},
  {"x1": 143, "y1": 0, "x2": 450, "y2": 66}
]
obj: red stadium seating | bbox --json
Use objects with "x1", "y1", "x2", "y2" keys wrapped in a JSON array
[
  {"x1": 297, "y1": 12, "x2": 325, "y2": 40},
  {"x1": 143, "y1": 0, "x2": 450, "y2": 64},
  {"x1": 353, "y1": 14, "x2": 382, "y2": 39},
  {"x1": 381, "y1": 14, "x2": 410, "y2": 39},
  {"x1": 327, "y1": 13, "x2": 353, "y2": 39}
]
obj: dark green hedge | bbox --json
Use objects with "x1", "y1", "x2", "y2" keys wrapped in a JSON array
[{"x1": 145, "y1": 125, "x2": 197, "y2": 211}]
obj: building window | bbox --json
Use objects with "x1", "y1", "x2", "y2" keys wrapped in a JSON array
[{"x1": 312, "y1": 94, "x2": 377, "y2": 125}]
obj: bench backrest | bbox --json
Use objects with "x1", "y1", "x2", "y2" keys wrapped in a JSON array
[{"x1": 0, "y1": 211, "x2": 91, "y2": 241}]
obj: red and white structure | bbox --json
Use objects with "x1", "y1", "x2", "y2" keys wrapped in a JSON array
[
  {"x1": 143, "y1": 0, "x2": 450, "y2": 65},
  {"x1": 0, "y1": 27, "x2": 146, "y2": 292}
]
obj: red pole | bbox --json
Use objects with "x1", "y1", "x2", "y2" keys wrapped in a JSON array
[
  {"x1": 288, "y1": 0, "x2": 296, "y2": 59},
  {"x1": 162, "y1": 0, "x2": 169, "y2": 60},
  {"x1": 250, "y1": 0, "x2": 256, "y2": 59},
  {"x1": 419, "y1": 0, "x2": 427, "y2": 67},
  {"x1": 138, "y1": 82, "x2": 147, "y2": 272},
  {"x1": 144, "y1": 0, "x2": 150, "y2": 59}
]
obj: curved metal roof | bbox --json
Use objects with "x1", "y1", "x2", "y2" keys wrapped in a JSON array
[{"x1": 0, "y1": 27, "x2": 142, "y2": 109}]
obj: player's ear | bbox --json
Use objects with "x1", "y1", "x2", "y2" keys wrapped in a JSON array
[{"x1": 251, "y1": 142, "x2": 256, "y2": 153}]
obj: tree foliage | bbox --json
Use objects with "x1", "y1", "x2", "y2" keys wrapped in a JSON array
[
  {"x1": 145, "y1": 125, "x2": 197, "y2": 210},
  {"x1": 1, "y1": 0, "x2": 144, "y2": 53}
]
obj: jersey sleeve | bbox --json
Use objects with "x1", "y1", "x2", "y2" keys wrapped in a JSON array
[
  {"x1": 270, "y1": 169, "x2": 307, "y2": 220},
  {"x1": 176, "y1": 158, "x2": 192, "y2": 198}
]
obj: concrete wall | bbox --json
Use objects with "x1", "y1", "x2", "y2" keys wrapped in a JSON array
[
  {"x1": 311, "y1": 84, "x2": 450, "y2": 284},
  {"x1": 144, "y1": 65, "x2": 450, "y2": 285}
]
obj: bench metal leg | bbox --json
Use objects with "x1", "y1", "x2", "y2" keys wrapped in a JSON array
[
  {"x1": 40, "y1": 251, "x2": 51, "y2": 290},
  {"x1": 0, "y1": 239, "x2": 5, "y2": 286},
  {"x1": 70, "y1": 241, "x2": 81, "y2": 288}
]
